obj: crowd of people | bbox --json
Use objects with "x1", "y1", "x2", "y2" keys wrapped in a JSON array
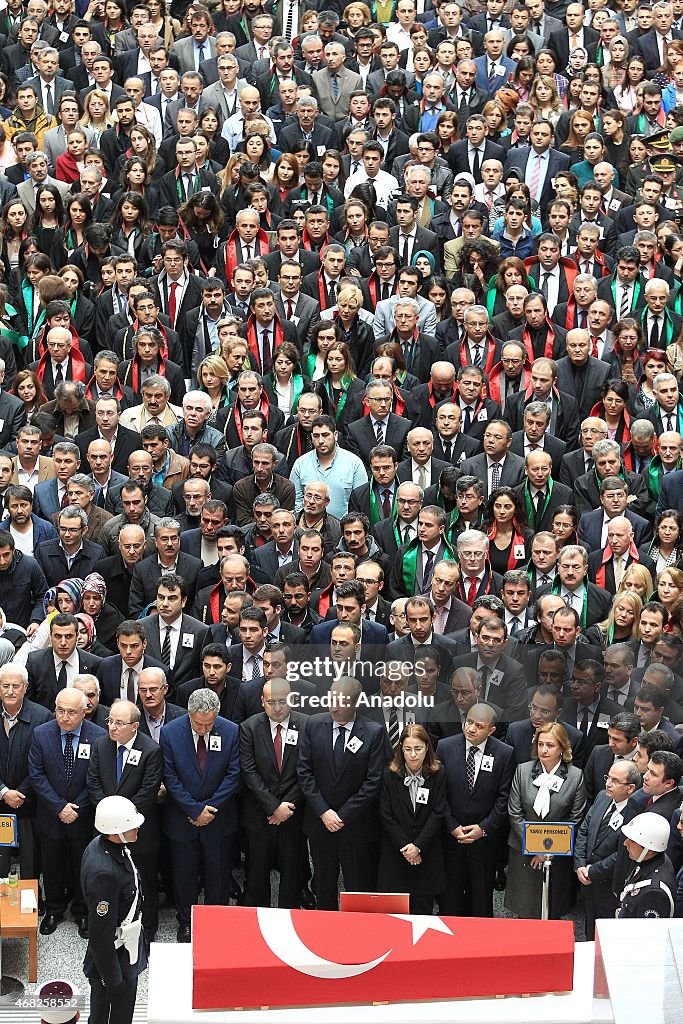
[{"x1": 1, "y1": 0, "x2": 683, "y2": 1007}]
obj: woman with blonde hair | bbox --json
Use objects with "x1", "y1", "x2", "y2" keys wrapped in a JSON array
[
  {"x1": 342, "y1": 1, "x2": 371, "y2": 34},
  {"x1": 325, "y1": 281, "x2": 375, "y2": 378},
  {"x1": 507, "y1": 722, "x2": 586, "y2": 920},
  {"x1": 528, "y1": 76, "x2": 563, "y2": 127},
  {"x1": 617, "y1": 563, "x2": 655, "y2": 602},
  {"x1": 559, "y1": 109, "x2": 595, "y2": 163},
  {"x1": 219, "y1": 152, "x2": 250, "y2": 200},
  {"x1": 197, "y1": 354, "x2": 231, "y2": 422},
  {"x1": 79, "y1": 89, "x2": 115, "y2": 145},
  {"x1": 598, "y1": 591, "x2": 643, "y2": 645},
  {"x1": 656, "y1": 567, "x2": 683, "y2": 619}
]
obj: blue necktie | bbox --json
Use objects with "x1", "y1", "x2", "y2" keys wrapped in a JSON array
[
  {"x1": 334, "y1": 726, "x2": 346, "y2": 773},
  {"x1": 116, "y1": 744, "x2": 125, "y2": 783}
]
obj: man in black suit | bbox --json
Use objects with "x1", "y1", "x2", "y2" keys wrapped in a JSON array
[
  {"x1": 395, "y1": 427, "x2": 450, "y2": 490},
  {"x1": 240, "y1": 677, "x2": 307, "y2": 908},
  {"x1": 389, "y1": 194, "x2": 440, "y2": 269},
  {"x1": 555, "y1": 329, "x2": 613, "y2": 421},
  {"x1": 635, "y1": 3, "x2": 683, "y2": 71},
  {"x1": 582, "y1": 711, "x2": 641, "y2": 803},
  {"x1": 74, "y1": 397, "x2": 141, "y2": 476},
  {"x1": 460, "y1": 420, "x2": 526, "y2": 501},
  {"x1": 562, "y1": 661, "x2": 623, "y2": 759},
  {"x1": 516, "y1": 450, "x2": 574, "y2": 534},
  {"x1": 506, "y1": 684, "x2": 587, "y2": 767},
  {"x1": 426, "y1": 560, "x2": 473, "y2": 637},
  {"x1": 262, "y1": 220, "x2": 320, "y2": 281},
  {"x1": 27, "y1": 614, "x2": 102, "y2": 710},
  {"x1": 96, "y1": 619, "x2": 171, "y2": 707},
  {"x1": 574, "y1": 758, "x2": 641, "y2": 939},
  {"x1": 297, "y1": 677, "x2": 387, "y2": 909},
  {"x1": 446, "y1": 113, "x2": 505, "y2": 184},
  {"x1": 138, "y1": 574, "x2": 210, "y2": 690},
  {"x1": 86, "y1": 698, "x2": 164, "y2": 944},
  {"x1": 439, "y1": 702, "x2": 515, "y2": 917},
  {"x1": 547, "y1": 3, "x2": 600, "y2": 69},
  {"x1": 149, "y1": 240, "x2": 205, "y2": 334},
  {"x1": 574, "y1": 442, "x2": 652, "y2": 521},
  {"x1": 504, "y1": 361, "x2": 579, "y2": 452},
  {"x1": 96, "y1": 524, "x2": 147, "y2": 618},
  {"x1": 345, "y1": 380, "x2": 409, "y2": 464},
  {"x1": 451, "y1": 617, "x2": 528, "y2": 723},
  {"x1": 136, "y1": 666, "x2": 185, "y2": 741},
  {"x1": 35, "y1": 505, "x2": 104, "y2": 587},
  {"x1": 387, "y1": 506, "x2": 454, "y2": 599},
  {"x1": 431, "y1": 403, "x2": 479, "y2": 467},
  {"x1": 278, "y1": 99, "x2": 334, "y2": 155},
  {"x1": 588, "y1": 516, "x2": 656, "y2": 589},
  {"x1": 175, "y1": 644, "x2": 242, "y2": 722},
  {"x1": 536, "y1": 545, "x2": 612, "y2": 630},
  {"x1": 0, "y1": 664, "x2": 51, "y2": 878},
  {"x1": 129, "y1": 519, "x2": 202, "y2": 618}
]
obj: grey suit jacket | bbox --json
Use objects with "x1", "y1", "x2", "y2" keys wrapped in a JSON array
[
  {"x1": 508, "y1": 760, "x2": 587, "y2": 852},
  {"x1": 23, "y1": 75, "x2": 76, "y2": 112},
  {"x1": 173, "y1": 36, "x2": 217, "y2": 76},
  {"x1": 312, "y1": 66, "x2": 362, "y2": 120},
  {"x1": 17, "y1": 175, "x2": 69, "y2": 214},
  {"x1": 274, "y1": 292, "x2": 319, "y2": 347},
  {"x1": 200, "y1": 79, "x2": 246, "y2": 122},
  {"x1": 459, "y1": 452, "x2": 526, "y2": 499},
  {"x1": 372, "y1": 295, "x2": 437, "y2": 340},
  {"x1": 42, "y1": 123, "x2": 94, "y2": 174}
]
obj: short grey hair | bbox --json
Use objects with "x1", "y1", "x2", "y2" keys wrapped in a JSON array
[
  {"x1": 394, "y1": 297, "x2": 420, "y2": 314},
  {"x1": 0, "y1": 664, "x2": 28, "y2": 685},
  {"x1": 142, "y1": 374, "x2": 171, "y2": 396},
  {"x1": 645, "y1": 278, "x2": 670, "y2": 295},
  {"x1": 525, "y1": 401, "x2": 551, "y2": 421},
  {"x1": 154, "y1": 518, "x2": 181, "y2": 535},
  {"x1": 457, "y1": 529, "x2": 489, "y2": 551},
  {"x1": 654, "y1": 372, "x2": 678, "y2": 389},
  {"x1": 183, "y1": 390, "x2": 212, "y2": 411},
  {"x1": 188, "y1": 688, "x2": 221, "y2": 715},
  {"x1": 73, "y1": 673, "x2": 100, "y2": 694},
  {"x1": 53, "y1": 441, "x2": 81, "y2": 459},
  {"x1": 59, "y1": 505, "x2": 88, "y2": 527},
  {"x1": 559, "y1": 544, "x2": 588, "y2": 567},
  {"x1": 68, "y1": 473, "x2": 96, "y2": 496},
  {"x1": 251, "y1": 442, "x2": 278, "y2": 460},
  {"x1": 630, "y1": 418, "x2": 656, "y2": 440},
  {"x1": 592, "y1": 439, "x2": 621, "y2": 460}
]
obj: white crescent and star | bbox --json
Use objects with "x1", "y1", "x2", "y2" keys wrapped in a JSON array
[{"x1": 255, "y1": 908, "x2": 453, "y2": 979}]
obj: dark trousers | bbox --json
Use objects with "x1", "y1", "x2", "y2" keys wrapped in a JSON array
[
  {"x1": 441, "y1": 835, "x2": 496, "y2": 918},
  {"x1": 88, "y1": 974, "x2": 137, "y2": 1024},
  {"x1": 0, "y1": 817, "x2": 39, "y2": 878},
  {"x1": 244, "y1": 819, "x2": 303, "y2": 908},
  {"x1": 171, "y1": 830, "x2": 234, "y2": 929},
  {"x1": 41, "y1": 830, "x2": 89, "y2": 917},
  {"x1": 308, "y1": 835, "x2": 377, "y2": 911},
  {"x1": 131, "y1": 846, "x2": 158, "y2": 932},
  {"x1": 582, "y1": 884, "x2": 618, "y2": 941}
]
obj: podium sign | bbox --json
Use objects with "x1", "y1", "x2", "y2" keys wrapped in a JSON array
[
  {"x1": 192, "y1": 906, "x2": 575, "y2": 1010},
  {"x1": 522, "y1": 821, "x2": 575, "y2": 857},
  {"x1": 0, "y1": 815, "x2": 17, "y2": 847}
]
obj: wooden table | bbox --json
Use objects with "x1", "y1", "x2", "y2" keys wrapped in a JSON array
[{"x1": 0, "y1": 880, "x2": 38, "y2": 982}]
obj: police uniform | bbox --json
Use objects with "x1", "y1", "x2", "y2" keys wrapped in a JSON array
[
  {"x1": 616, "y1": 852, "x2": 677, "y2": 919},
  {"x1": 80, "y1": 835, "x2": 147, "y2": 1024}
]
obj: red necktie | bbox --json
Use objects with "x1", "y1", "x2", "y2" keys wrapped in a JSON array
[
  {"x1": 60, "y1": 488, "x2": 70, "y2": 508},
  {"x1": 466, "y1": 576, "x2": 478, "y2": 606},
  {"x1": 286, "y1": 299, "x2": 294, "y2": 320},
  {"x1": 197, "y1": 734, "x2": 207, "y2": 773},
  {"x1": 274, "y1": 723, "x2": 283, "y2": 772},
  {"x1": 646, "y1": 796, "x2": 654, "y2": 808},
  {"x1": 590, "y1": 335, "x2": 599, "y2": 358},
  {"x1": 168, "y1": 281, "x2": 178, "y2": 326}
]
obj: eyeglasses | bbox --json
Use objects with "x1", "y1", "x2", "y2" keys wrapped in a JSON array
[
  {"x1": 264, "y1": 699, "x2": 288, "y2": 708},
  {"x1": 107, "y1": 719, "x2": 133, "y2": 728},
  {"x1": 402, "y1": 745, "x2": 426, "y2": 754},
  {"x1": 138, "y1": 687, "x2": 162, "y2": 696},
  {"x1": 55, "y1": 707, "x2": 80, "y2": 717},
  {"x1": 528, "y1": 703, "x2": 556, "y2": 719}
]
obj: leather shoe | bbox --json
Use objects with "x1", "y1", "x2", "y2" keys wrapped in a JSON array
[
  {"x1": 77, "y1": 918, "x2": 89, "y2": 939},
  {"x1": 176, "y1": 926, "x2": 191, "y2": 943},
  {"x1": 39, "y1": 914, "x2": 63, "y2": 935},
  {"x1": 494, "y1": 869, "x2": 507, "y2": 892}
]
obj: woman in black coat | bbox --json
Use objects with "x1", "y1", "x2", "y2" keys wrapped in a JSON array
[{"x1": 378, "y1": 724, "x2": 446, "y2": 914}]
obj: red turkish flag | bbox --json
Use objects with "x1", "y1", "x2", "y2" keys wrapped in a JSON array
[{"x1": 192, "y1": 906, "x2": 574, "y2": 1010}]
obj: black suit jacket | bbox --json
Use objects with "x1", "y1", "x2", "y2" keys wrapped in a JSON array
[
  {"x1": 504, "y1": 389, "x2": 579, "y2": 452},
  {"x1": 297, "y1": 712, "x2": 387, "y2": 844},
  {"x1": 27, "y1": 649, "x2": 102, "y2": 710},
  {"x1": 547, "y1": 25, "x2": 600, "y2": 69},
  {"x1": 582, "y1": 743, "x2": 627, "y2": 803},
  {"x1": 446, "y1": 139, "x2": 506, "y2": 184},
  {"x1": 450, "y1": 651, "x2": 528, "y2": 723},
  {"x1": 503, "y1": 146, "x2": 571, "y2": 213},
  {"x1": 534, "y1": 580, "x2": 613, "y2": 629},
  {"x1": 75, "y1": 424, "x2": 141, "y2": 475},
  {"x1": 87, "y1": 731, "x2": 163, "y2": 852},
  {"x1": 555, "y1": 355, "x2": 613, "y2": 421},
  {"x1": 514, "y1": 479, "x2": 575, "y2": 533},
  {"x1": 0, "y1": 698, "x2": 51, "y2": 816},
  {"x1": 34, "y1": 537, "x2": 105, "y2": 589},
  {"x1": 439, "y1": 733, "x2": 515, "y2": 833},
  {"x1": 560, "y1": 695, "x2": 624, "y2": 758},
  {"x1": 239, "y1": 710, "x2": 306, "y2": 829},
  {"x1": 128, "y1": 551, "x2": 203, "y2": 618},
  {"x1": 175, "y1": 674, "x2": 242, "y2": 721},
  {"x1": 344, "y1": 413, "x2": 410, "y2": 463},
  {"x1": 137, "y1": 613, "x2": 210, "y2": 689},
  {"x1": 95, "y1": 653, "x2": 172, "y2": 706},
  {"x1": 505, "y1": 717, "x2": 586, "y2": 769},
  {"x1": 136, "y1": 700, "x2": 185, "y2": 739},
  {"x1": 510, "y1": 431, "x2": 566, "y2": 479},
  {"x1": 149, "y1": 272, "x2": 205, "y2": 334},
  {"x1": 262, "y1": 247, "x2": 320, "y2": 281}
]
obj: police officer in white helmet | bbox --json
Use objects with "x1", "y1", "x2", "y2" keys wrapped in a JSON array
[
  {"x1": 80, "y1": 796, "x2": 146, "y2": 1024},
  {"x1": 617, "y1": 811, "x2": 677, "y2": 919}
]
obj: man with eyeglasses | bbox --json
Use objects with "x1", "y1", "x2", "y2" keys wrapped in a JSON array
[
  {"x1": 0, "y1": 664, "x2": 50, "y2": 882},
  {"x1": 574, "y1": 757, "x2": 641, "y2": 939},
  {"x1": 29, "y1": 686, "x2": 106, "y2": 937},
  {"x1": 240, "y1": 677, "x2": 307, "y2": 908},
  {"x1": 505, "y1": 684, "x2": 586, "y2": 767},
  {"x1": 87, "y1": 697, "x2": 163, "y2": 946}
]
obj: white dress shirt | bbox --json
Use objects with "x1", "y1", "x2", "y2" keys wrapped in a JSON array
[
  {"x1": 120, "y1": 658, "x2": 144, "y2": 701},
  {"x1": 53, "y1": 649, "x2": 80, "y2": 687},
  {"x1": 159, "y1": 615, "x2": 182, "y2": 668}
]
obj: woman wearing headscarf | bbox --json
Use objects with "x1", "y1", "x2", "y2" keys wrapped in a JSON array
[
  {"x1": 75, "y1": 612, "x2": 111, "y2": 659},
  {"x1": 15, "y1": 578, "x2": 84, "y2": 667},
  {"x1": 81, "y1": 573, "x2": 123, "y2": 653}
]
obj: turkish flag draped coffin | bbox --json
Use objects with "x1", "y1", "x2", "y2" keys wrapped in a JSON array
[{"x1": 192, "y1": 906, "x2": 575, "y2": 1010}]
